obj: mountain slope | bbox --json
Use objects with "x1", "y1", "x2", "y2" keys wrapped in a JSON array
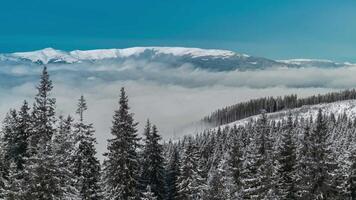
[
  {"x1": 1, "y1": 47, "x2": 353, "y2": 71},
  {"x1": 216, "y1": 99, "x2": 356, "y2": 130}
]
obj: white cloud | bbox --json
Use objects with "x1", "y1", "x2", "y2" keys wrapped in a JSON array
[{"x1": 0, "y1": 59, "x2": 355, "y2": 158}]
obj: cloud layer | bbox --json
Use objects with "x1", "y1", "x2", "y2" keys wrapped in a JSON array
[{"x1": 0, "y1": 58, "x2": 355, "y2": 157}]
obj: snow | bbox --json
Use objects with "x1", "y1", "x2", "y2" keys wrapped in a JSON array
[
  {"x1": 8, "y1": 47, "x2": 241, "y2": 64},
  {"x1": 214, "y1": 99, "x2": 356, "y2": 130},
  {"x1": 12, "y1": 48, "x2": 79, "y2": 64},
  {"x1": 278, "y1": 59, "x2": 334, "y2": 65}
]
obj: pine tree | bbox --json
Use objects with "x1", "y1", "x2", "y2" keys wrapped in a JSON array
[
  {"x1": 296, "y1": 119, "x2": 314, "y2": 199},
  {"x1": 53, "y1": 115, "x2": 79, "y2": 199},
  {"x1": 141, "y1": 122, "x2": 166, "y2": 200},
  {"x1": 30, "y1": 66, "x2": 56, "y2": 150},
  {"x1": 166, "y1": 147, "x2": 180, "y2": 200},
  {"x1": 177, "y1": 139, "x2": 204, "y2": 200},
  {"x1": 72, "y1": 96, "x2": 102, "y2": 200},
  {"x1": 15, "y1": 101, "x2": 31, "y2": 170},
  {"x1": 22, "y1": 140, "x2": 63, "y2": 199},
  {"x1": 240, "y1": 135, "x2": 263, "y2": 199},
  {"x1": 205, "y1": 153, "x2": 235, "y2": 200},
  {"x1": 309, "y1": 109, "x2": 338, "y2": 199},
  {"x1": 241, "y1": 112, "x2": 275, "y2": 199},
  {"x1": 103, "y1": 87, "x2": 141, "y2": 200},
  {"x1": 276, "y1": 112, "x2": 297, "y2": 199},
  {"x1": 1, "y1": 109, "x2": 18, "y2": 173},
  {"x1": 228, "y1": 130, "x2": 244, "y2": 195},
  {"x1": 21, "y1": 66, "x2": 63, "y2": 200}
]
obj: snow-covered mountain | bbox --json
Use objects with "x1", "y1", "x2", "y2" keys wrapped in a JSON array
[
  {"x1": 215, "y1": 99, "x2": 356, "y2": 130},
  {"x1": 8, "y1": 47, "x2": 240, "y2": 64},
  {"x1": 1, "y1": 47, "x2": 352, "y2": 71}
]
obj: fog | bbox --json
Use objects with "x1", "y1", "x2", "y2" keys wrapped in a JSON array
[{"x1": 1, "y1": 59, "x2": 355, "y2": 156}]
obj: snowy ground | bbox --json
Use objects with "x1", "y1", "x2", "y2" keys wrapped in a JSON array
[{"x1": 212, "y1": 99, "x2": 356, "y2": 131}]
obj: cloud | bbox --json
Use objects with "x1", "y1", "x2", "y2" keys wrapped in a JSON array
[{"x1": 0, "y1": 59, "x2": 355, "y2": 158}]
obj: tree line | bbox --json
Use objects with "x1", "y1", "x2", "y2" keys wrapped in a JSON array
[
  {"x1": 1, "y1": 67, "x2": 356, "y2": 199},
  {"x1": 203, "y1": 89, "x2": 356, "y2": 126},
  {"x1": 170, "y1": 110, "x2": 356, "y2": 199}
]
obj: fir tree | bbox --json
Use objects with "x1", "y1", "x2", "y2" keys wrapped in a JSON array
[
  {"x1": 21, "y1": 66, "x2": 63, "y2": 200},
  {"x1": 22, "y1": 141, "x2": 63, "y2": 199},
  {"x1": 53, "y1": 115, "x2": 79, "y2": 199},
  {"x1": 241, "y1": 112, "x2": 275, "y2": 199},
  {"x1": 205, "y1": 153, "x2": 235, "y2": 200},
  {"x1": 166, "y1": 147, "x2": 180, "y2": 200},
  {"x1": 177, "y1": 139, "x2": 204, "y2": 200},
  {"x1": 309, "y1": 109, "x2": 338, "y2": 199},
  {"x1": 103, "y1": 87, "x2": 140, "y2": 200},
  {"x1": 228, "y1": 130, "x2": 244, "y2": 194},
  {"x1": 276, "y1": 112, "x2": 297, "y2": 199},
  {"x1": 72, "y1": 96, "x2": 102, "y2": 200},
  {"x1": 15, "y1": 101, "x2": 31, "y2": 170},
  {"x1": 30, "y1": 66, "x2": 56, "y2": 149},
  {"x1": 141, "y1": 122, "x2": 166, "y2": 200}
]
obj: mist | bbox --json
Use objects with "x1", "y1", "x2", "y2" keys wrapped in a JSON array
[{"x1": 1, "y1": 59, "x2": 355, "y2": 156}]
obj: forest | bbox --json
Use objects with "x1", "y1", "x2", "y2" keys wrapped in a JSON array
[
  {"x1": 203, "y1": 88, "x2": 356, "y2": 126},
  {"x1": 1, "y1": 67, "x2": 356, "y2": 200}
]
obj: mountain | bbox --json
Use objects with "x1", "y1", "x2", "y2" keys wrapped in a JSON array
[
  {"x1": 1, "y1": 47, "x2": 353, "y2": 71},
  {"x1": 216, "y1": 99, "x2": 356, "y2": 130}
]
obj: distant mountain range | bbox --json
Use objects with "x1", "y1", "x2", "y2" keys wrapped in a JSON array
[{"x1": 0, "y1": 47, "x2": 353, "y2": 71}]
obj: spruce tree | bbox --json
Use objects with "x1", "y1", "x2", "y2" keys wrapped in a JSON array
[
  {"x1": 103, "y1": 87, "x2": 140, "y2": 200},
  {"x1": 309, "y1": 109, "x2": 338, "y2": 199},
  {"x1": 53, "y1": 115, "x2": 79, "y2": 199},
  {"x1": 228, "y1": 131, "x2": 244, "y2": 194},
  {"x1": 72, "y1": 96, "x2": 102, "y2": 200},
  {"x1": 276, "y1": 113, "x2": 297, "y2": 199},
  {"x1": 21, "y1": 66, "x2": 63, "y2": 200},
  {"x1": 141, "y1": 122, "x2": 166, "y2": 200},
  {"x1": 166, "y1": 147, "x2": 180, "y2": 200},
  {"x1": 296, "y1": 119, "x2": 314, "y2": 199},
  {"x1": 241, "y1": 112, "x2": 275, "y2": 199},
  {"x1": 30, "y1": 66, "x2": 56, "y2": 149},
  {"x1": 177, "y1": 139, "x2": 204, "y2": 200},
  {"x1": 15, "y1": 101, "x2": 31, "y2": 170}
]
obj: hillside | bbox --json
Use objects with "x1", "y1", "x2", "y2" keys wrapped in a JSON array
[
  {"x1": 1, "y1": 47, "x2": 353, "y2": 71},
  {"x1": 216, "y1": 99, "x2": 356, "y2": 130}
]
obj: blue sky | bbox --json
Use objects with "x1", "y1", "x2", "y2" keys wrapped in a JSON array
[{"x1": 1, "y1": 0, "x2": 356, "y2": 61}]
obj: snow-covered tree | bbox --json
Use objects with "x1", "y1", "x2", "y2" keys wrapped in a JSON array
[
  {"x1": 308, "y1": 109, "x2": 339, "y2": 199},
  {"x1": 166, "y1": 146, "x2": 180, "y2": 200},
  {"x1": 103, "y1": 87, "x2": 141, "y2": 200},
  {"x1": 20, "y1": 66, "x2": 64, "y2": 200},
  {"x1": 72, "y1": 96, "x2": 102, "y2": 200},
  {"x1": 276, "y1": 112, "x2": 297, "y2": 199},
  {"x1": 141, "y1": 121, "x2": 165, "y2": 200},
  {"x1": 53, "y1": 115, "x2": 79, "y2": 199},
  {"x1": 177, "y1": 139, "x2": 204, "y2": 200},
  {"x1": 30, "y1": 66, "x2": 56, "y2": 150}
]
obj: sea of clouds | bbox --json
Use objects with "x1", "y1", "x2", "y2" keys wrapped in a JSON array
[{"x1": 1, "y1": 58, "x2": 355, "y2": 156}]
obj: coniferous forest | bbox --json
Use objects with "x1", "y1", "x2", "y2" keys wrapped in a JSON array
[{"x1": 2, "y1": 67, "x2": 356, "y2": 200}]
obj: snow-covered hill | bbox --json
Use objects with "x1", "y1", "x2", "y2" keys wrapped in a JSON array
[
  {"x1": 4, "y1": 47, "x2": 241, "y2": 64},
  {"x1": 215, "y1": 99, "x2": 356, "y2": 130},
  {"x1": 1, "y1": 47, "x2": 353, "y2": 71}
]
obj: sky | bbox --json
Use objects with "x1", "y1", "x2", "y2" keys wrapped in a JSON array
[
  {"x1": 1, "y1": 0, "x2": 356, "y2": 61},
  {"x1": 1, "y1": 1, "x2": 356, "y2": 155}
]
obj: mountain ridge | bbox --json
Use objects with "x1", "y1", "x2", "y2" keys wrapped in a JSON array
[{"x1": 1, "y1": 47, "x2": 353, "y2": 71}]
